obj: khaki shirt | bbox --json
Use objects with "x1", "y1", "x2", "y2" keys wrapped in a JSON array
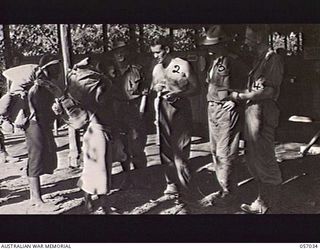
[
  {"x1": 113, "y1": 64, "x2": 145, "y2": 101},
  {"x1": 206, "y1": 54, "x2": 248, "y2": 102},
  {"x1": 248, "y1": 49, "x2": 284, "y2": 101}
]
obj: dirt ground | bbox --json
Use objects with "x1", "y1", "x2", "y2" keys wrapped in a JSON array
[{"x1": 1, "y1": 120, "x2": 320, "y2": 215}]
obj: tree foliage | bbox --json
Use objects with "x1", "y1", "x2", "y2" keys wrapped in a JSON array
[
  {"x1": 141, "y1": 24, "x2": 170, "y2": 52},
  {"x1": 272, "y1": 31, "x2": 302, "y2": 56},
  {"x1": 70, "y1": 24, "x2": 133, "y2": 53},
  {"x1": 9, "y1": 24, "x2": 59, "y2": 56},
  {"x1": 107, "y1": 24, "x2": 130, "y2": 49},
  {"x1": 0, "y1": 25, "x2": 4, "y2": 54},
  {"x1": 0, "y1": 24, "x2": 206, "y2": 64},
  {"x1": 0, "y1": 25, "x2": 5, "y2": 72},
  {"x1": 141, "y1": 25, "x2": 198, "y2": 52},
  {"x1": 70, "y1": 24, "x2": 104, "y2": 54},
  {"x1": 173, "y1": 28, "x2": 196, "y2": 51}
]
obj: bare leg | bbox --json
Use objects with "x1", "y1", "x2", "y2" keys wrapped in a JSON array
[
  {"x1": 28, "y1": 176, "x2": 44, "y2": 204},
  {"x1": 28, "y1": 177, "x2": 58, "y2": 212}
]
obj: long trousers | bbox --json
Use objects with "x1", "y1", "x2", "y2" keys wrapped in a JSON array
[
  {"x1": 244, "y1": 100, "x2": 282, "y2": 185},
  {"x1": 158, "y1": 97, "x2": 193, "y2": 189},
  {"x1": 114, "y1": 98, "x2": 147, "y2": 171},
  {"x1": 208, "y1": 102, "x2": 240, "y2": 193}
]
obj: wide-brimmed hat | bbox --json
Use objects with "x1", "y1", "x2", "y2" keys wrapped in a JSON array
[
  {"x1": 111, "y1": 40, "x2": 131, "y2": 51},
  {"x1": 200, "y1": 25, "x2": 228, "y2": 46}
]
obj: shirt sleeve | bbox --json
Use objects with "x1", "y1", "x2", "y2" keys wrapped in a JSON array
[
  {"x1": 124, "y1": 66, "x2": 144, "y2": 98},
  {"x1": 216, "y1": 56, "x2": 231, "y2": 91},
  {"x1": 263, "y1": 54, "x2": 284, "y2": 89},
  {"x1": 217, "y1": 57, "x2": 230, "y2": 76}
]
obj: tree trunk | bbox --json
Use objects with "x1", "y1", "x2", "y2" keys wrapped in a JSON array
[{"x1": 59, "y1": 24, "x2": 81, "y2": 168}]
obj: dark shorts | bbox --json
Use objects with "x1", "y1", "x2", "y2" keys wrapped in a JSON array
[
  {"x1": 0, "y1": 130, "x2": 5, "y2": 153},
  {"x1": 25, "y1": 121, "x2": 57, "y2": 177}
]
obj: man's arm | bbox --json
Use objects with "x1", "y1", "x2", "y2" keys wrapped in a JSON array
[
  {"x1": 167, "y1": 61, "x2": 200, "y2": 98},
  {"x1": 237, "y1": 86, "x2": 274, "y2": 101},
  {"x1": 226, "y1": 82, "x2": 275, "y2": 102},
  {"x1": 227, "y1": 54, "x2": 283, "y2": 102}
]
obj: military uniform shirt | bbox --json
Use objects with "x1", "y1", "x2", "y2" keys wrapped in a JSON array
[
  {"x1": 248, "y1": 49, "x2": 284, "y2": 101},
  {"x1": 206, "y1": 54, "x2": 248, "y2": 102},
  {"x1": 206, "y1": 56, "x2": 230, "y2": 102},
  {"x1": 113, "y1": 64, "x2": 145, "y2": 101}
]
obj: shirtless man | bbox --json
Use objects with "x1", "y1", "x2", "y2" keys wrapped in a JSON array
[{"x1": 150, "y1": 38, "x2": 200, "y2": 209}]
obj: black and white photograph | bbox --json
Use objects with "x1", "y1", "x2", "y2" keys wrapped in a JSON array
[
  {"x1": 1, "y1": 0, "x2": 320, "y2": 244},
  {"x1": 1, "y1": 23, "x2": 320, "y2": 216}
]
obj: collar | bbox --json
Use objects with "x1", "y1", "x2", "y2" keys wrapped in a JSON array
[{"x1": 118, "y1": 64, "x2": 131, "y2": 75}]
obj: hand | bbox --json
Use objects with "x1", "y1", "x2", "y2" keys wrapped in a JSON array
[
  {"x1": 223, "y1": 91, "x2": 239, "y2": 101},
  {"x1": 52, "y1": 102, "x2": 63, "y2": 115},
  {"x1": 19, "y1": 91, "x2": 28, "y2": 99},
  {"x1": 176, "y1": 77, "x2": 189, "y2": 88},
  {"x1": 15, "y1": 118, "x2": 29, "y2": 129},
  {"x1": 163, "y1": 91, "x2": 180, "y2": 103},
  {"x1": 142, "y1": 88, "x2": 149, "y2": 95},
  {"x1": 1, "y1": 119, "x2": 14, "y2": 133},
  {"x1": 14, "y1": 110, "x2": 29, "y2": 129},
  {"x1": 222, "y1": 100, "x2": 236, "y2": 111},
  {"x1": 153, "y1": 83, "x2": 166, "y2": 92}
]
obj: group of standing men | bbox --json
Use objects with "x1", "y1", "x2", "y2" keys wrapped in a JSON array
[
  {"x1": 0, "y1": 24, "x2": 284, "y2": 214},
  {"x1": 149, "y1": 24, "x2": 284, "y2": 214}
]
